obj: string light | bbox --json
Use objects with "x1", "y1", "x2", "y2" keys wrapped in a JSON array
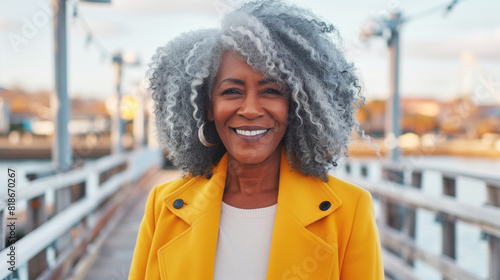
[
  {"x1": 404, "y1": 0, "x2": 470, "y2": 23},
  {"x1": 72, "y1": 0, "x2": 110, "y2": 63}
]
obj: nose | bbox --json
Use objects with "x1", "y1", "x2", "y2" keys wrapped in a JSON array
[{"x1": 238, "y1": 92, "x2": 264, "y2": 119}]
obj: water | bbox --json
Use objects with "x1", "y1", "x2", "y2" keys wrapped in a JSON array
[{"x1": 332, "y1": 155, "x2": 500, "y2": 280}]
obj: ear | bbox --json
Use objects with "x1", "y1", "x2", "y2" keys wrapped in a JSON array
[{"x1": 206, "y1": 99, "x2": 214, "y2": 122}]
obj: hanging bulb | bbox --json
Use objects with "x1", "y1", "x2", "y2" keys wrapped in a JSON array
[
  {"x1": 72, "y1": 0, "x2": 78, "y2": 24},
  {"x1": 85, "y1": 34, "x2": 92, "y2": 49}
]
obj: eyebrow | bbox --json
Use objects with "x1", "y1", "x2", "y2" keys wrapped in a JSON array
[{"x1": 217, "y1": 78, "x2": 277, "y2": 89}]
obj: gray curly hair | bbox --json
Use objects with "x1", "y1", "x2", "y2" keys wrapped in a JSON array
[{"x1": 148, "y1": 0, "x2": 368, "y2": 179}]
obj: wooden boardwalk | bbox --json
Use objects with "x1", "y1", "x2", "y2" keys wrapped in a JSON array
[{"x1": 83, "y1": 169, "x2": 182, "y2": 280}]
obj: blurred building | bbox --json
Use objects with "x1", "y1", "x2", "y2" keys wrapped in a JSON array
[
  {"x1": 0, "y1": 88, "x2": 111, "y2": 136},
  {"x1": 0, "y1": 88, "x2": 10, "y2": 134},
  {"x1": 357, "y1": 97, "x2": 500, "y2": 138}
]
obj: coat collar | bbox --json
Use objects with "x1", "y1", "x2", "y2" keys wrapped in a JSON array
[
  {"x1": 275, "y1": 148, "x2": 342, "y2": 226},
  {"x1": 158, "y1": 147, "x2": 343, "y2": 279},
  {"x1": 162, "y1": 147, "x2": 342, "y2": 225},
  {"x1": 162, "y1": 152, "x2": 228, "y2": 226}
]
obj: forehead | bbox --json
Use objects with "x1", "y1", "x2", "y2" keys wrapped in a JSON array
[{"x1": 216, "y1": 51, "x2": 264, "y2": 80}]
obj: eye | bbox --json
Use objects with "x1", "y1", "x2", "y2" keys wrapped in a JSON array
[
  {"x1": 220, "y1": 88, "x2": 242, "y2": 95},
  {"x1": 262, "y1": 88, "x2": 282, "y2": 95}
]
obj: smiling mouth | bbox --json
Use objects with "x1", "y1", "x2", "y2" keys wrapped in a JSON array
[
  {"x1": 235, "y1": 129, "x2": 269, "y2": 136},
  {"x1": 230, "y1": 127, "x2": 271, "y2": 140}
]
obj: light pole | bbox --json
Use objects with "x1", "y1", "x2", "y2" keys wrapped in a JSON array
[
  {"x1": 52, "y1": 0, "x2": 111, "y2": 170},
  {"x1": 111, "y1": 51, "x2": 140, "y2": 154},
  {"x1": 360, "y1": 12, "x2": 403, "y2": 162},
  {"x1": 111, "y1": 52, "x2": 124, "y2": 154},
  {"x1": 53, "y1": 0, "x2": 71, "y2": 170}
]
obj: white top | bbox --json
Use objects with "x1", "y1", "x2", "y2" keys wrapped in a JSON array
[{"x1": 213, "y1": 202, "x2": 277, "y2": 280}]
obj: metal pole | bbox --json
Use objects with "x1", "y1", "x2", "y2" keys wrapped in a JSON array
[
  {"x1": 53, "y1": 0, "x2": 72, "y2": 170},
  {"x1": 112, "y1": 53, "x2": 124, "y2": 154},
  {"x1": 386, "y1": 12, "x2": 401, "y2": 162}
]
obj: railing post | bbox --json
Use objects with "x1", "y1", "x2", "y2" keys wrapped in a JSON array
[
  {"x1": 411, "y1": 171, "x2": 422, "y2": 188},
  {"x1": 18, "y1": 263, "x2": 29, "y2": 280},
  {"x1": 86, "y1": 172, "x2": 99, "y2": 198},
  {"x1": 0, "y1": 202, "x2": 5, "y2": 251},
  {"x1": 401, "y1": 170, "x2": 422, "y2": 266},
  {"x1": 407, "y1": 171, "x2": 422, "y2": 241},
  {"x1": 26, "y1": 195, "x2": 48, "y2": 279},
  {"x1": 486, "y1": 182, "x2": 500, "y2": 280},
  {"x1": 382, "y1": 166, "x2": 404, "y2": 231},
  {"x1": 442, "y1": 175, "x2": 456, "y2": 280},
  {"x1": 55, "y1": 186, "x2": 72, "y2": 269},
  {"x1": 361, "y1": 165, "x2": 368, "y2": 178},
  {"x1": 380, "y1": 165, "x2": 406, "y2": 264},
  {"x1": 26, "y1": 196, "x2": 47, "y2": 231},
  {"x1": 345, "y1": 162, "x2": 351, "y2": 174}
]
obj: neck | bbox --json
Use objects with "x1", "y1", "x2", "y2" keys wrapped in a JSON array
[{"x1": 224, "y1": 147, "x2": 281, "y2": 198}]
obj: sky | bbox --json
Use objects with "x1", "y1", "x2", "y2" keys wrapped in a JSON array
[{"x1": 0, "y1": 0, "x2": 499, "y2": 102}]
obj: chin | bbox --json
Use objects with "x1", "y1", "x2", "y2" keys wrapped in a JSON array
[{"x1": 228, "y1": 147, "x2": 280, "y2": 165}]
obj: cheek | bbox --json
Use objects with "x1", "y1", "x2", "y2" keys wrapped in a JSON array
[
  {"x1": 273, "y1": 100, "x2": 289, "y2": 127},
  {"x1": 212, "y1": 103, "x2": 232, "y2": 123}
]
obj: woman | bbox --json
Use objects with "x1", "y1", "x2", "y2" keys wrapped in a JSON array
[{"x1": 129, "y1": 1, "x2": 383, "y2": 279}]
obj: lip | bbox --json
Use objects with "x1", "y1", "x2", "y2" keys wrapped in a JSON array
[
  {"x1": 231, "y1": 126, "x2": 268, "y2": 130},
  {"x1": 230, "y1": 126, "x2": 271, "y2": 141}
]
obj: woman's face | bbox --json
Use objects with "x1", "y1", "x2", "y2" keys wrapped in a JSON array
[{"x1": 207, "y1": 52, "x2": 289, "y2": 165}]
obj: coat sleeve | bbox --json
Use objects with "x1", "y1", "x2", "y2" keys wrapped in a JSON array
[
  {"x1": 129, "y1": 187, "x2": 157, "y2": 280},
  {"x1": 340, "y1": 190, "x2": 384, "y2": 279}
]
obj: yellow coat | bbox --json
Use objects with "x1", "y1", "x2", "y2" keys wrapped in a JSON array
[{"x1": 129, "y1": 149, "x2": 384, "y2": 279}]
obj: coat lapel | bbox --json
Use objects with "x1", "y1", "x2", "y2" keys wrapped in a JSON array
[
  {"x1": 157, "y1": 154, "x2": 228, "y2": 280},
  {"x1": 266, "y1": 149, "x2": 342, "y2": 279}
]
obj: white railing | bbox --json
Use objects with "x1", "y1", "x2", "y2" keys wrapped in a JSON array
[
  {"x1": 339, "y1": 160, "x2": 500, "y2": 280},
  {"x1": 0, "y1": 147, "x2": 163, "y2": 280}
]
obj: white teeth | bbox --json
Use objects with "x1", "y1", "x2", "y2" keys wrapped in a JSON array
[{"x1": 235, "y1": 129, "x2": 268, "y2": 136}]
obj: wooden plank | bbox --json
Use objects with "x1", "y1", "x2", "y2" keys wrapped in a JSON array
[
  {"x1": 490, "y1": 236, "x2": 500, "y2": 280},
  {"x1": 28, "y1": 250, "x2": 47, "y2": 280},
  {"x1": 411, "y1": 171, "x2": 422, "y2": 188},
  {"x1": 26, "y1": 195, "x2": 47, "y2": 232},
  {"x1": 442, "y1": 176, "x2": 456, "y2": 261},
  {"x1": 342, "y1": 176, "x2": 500, "y2": 237},
  {"x1": 361, "y1": 165, "x2": 368, "y2": 177},
  {"x1": 382, "y1": 248, "x2": 421, "y2": 280},
  {"x1": 379, "y1": 161, "x2": 500, "y2": 187},
  {"x1": 487, "y1": 184, "x2": 500, "y2": 207},
  {"x1": 382, "y1": 167, "x2": 405, "y2": 232},
  {"x1": 383, "y1": 167, "x2": 404, "y2": 184},
  {"x1": 0, "y1": 201, "x2": 5, "y2": 250},
  {"x1": 487, "y1": 183, "x2": 500, "y2": 280},
  {"x1": 402, "y1": 207, "x2": 416, "y2": 266},
  {"x1": 407, "y1": 171, "x2": 422, "y2": 243},
  {"x1": 26, "y1": 195, "x2": 48, "y2": 279},
  {"x1": 379, "y1": 225, "x2": 482, "y2": 280}
]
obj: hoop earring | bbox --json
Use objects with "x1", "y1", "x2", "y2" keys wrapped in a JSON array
[{"x1": 198, "y1": 122, "x2": 217, "y2": 147}]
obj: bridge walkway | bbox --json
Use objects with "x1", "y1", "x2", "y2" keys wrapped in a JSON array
[{"x1": 83, "y1": 169, "x2": 182, "y2": 280}]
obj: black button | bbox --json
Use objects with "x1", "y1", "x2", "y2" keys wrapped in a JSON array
[
  {"x1": 319, "y1": 201, "x2": 331, "y2": 211},
  {"x1": 173, "y1": 199, "x2": 184, "y2": 209}
]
